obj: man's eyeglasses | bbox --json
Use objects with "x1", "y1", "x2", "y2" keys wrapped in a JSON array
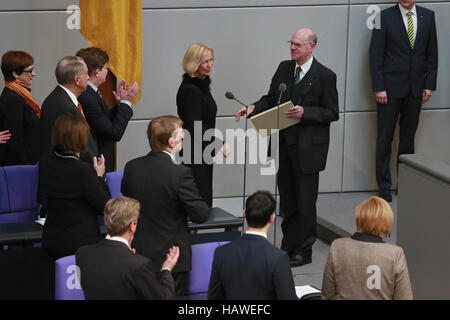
[
  {"x1": 287, "y1": 41, "x2": 312, "y2": 49},
  {"x1": 22, "y1": 68, "x2": 34, "y2": 74}
]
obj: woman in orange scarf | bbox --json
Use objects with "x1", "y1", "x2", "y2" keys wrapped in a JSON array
[{"x1": 0, "y1": 50, "x2": 41, "y2": 165}]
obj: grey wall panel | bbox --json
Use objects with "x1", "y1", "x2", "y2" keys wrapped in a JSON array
[
  {"x1": 116, "y1": 120, "x2": 151, "y2": 171},
  {"x1": 319, "y1": 115, "x2": 344, "y2": 193},
  {"x1": 342, "y1": 111, "x2": 399, "y2": 191},
  {"x1": 346, "y1": 2, "x2": 450, "y2": 111},
  {"x1": 213, "y1": 117, "x2": 245, "y2": 197},
  {"x1": 142, "y1": 0, "x2": 348, "y2": 9},
  {"x1": 0, "y1": 11, "x2": 88, "y2": 105},
  {"x1": 415, "y1": 110, "x2": 450, "y2": 163},
  {"x1": 350, "y1": 0, "x2": 449, "y2": 3},
  {"x1": 345, "y1": 4, "x2": 390, "y2": 112},
  {"x1": 137, "y1": 5, "x2": 348, "y2": 120},
  {"x1": 0, "y1": 0, "x2": 76, "y2": 11}
]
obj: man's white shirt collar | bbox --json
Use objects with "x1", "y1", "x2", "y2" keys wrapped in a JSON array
[
  {"x1": 246, "y1": 230, "x2": 267, "y2": 239},
  {"x1": 88, "y1": 81, "x2": 98, "y2": 92},
  {"x1": 162, "y1": 150, "x2": 175, "y2": 161},
  {"x1": 106, "y1": 235, "x2": 130, "y2": 248},
  {"x1": 295, "y1": 56, "x2": 314, "y2": 78},
  {"x1": 58, "y1": 84, "x2": 79, "y2": 107},
  {"x1": 399, "y1": 4, "x2": 417, "y2": 17}
]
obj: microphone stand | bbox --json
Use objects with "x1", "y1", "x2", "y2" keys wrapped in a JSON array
[{"x1": 273, "y1": 86, "x2": 285, "y2": 248}]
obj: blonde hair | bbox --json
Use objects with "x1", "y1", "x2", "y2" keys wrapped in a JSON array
[
  {"x1": 182, "y1": 43, "x2": 214, "y2": 77},
  {"x1": 104, "y1": 197, "x2": 140, "y2": 236},
  {"x1": 355, "y1": 196, "x2": 394, "y2": 237}
]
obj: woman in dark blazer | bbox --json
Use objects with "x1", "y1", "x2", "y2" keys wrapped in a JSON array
[
  {"x1": 0, "y1": 50, "x2": 40, "y2": 165},
  {"x1": 38, "y1": 115, "x2": 111, "y2": 260},
  {"x1": 176, "y1": 43, "x2": 228, "y2": 207}
]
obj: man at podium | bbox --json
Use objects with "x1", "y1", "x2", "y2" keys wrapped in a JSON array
[{"x1": 235, "y1": 28, "x2": 339, "y2": 267}]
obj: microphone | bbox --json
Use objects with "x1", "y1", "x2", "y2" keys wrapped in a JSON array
[
  {"x1": 277, "y1": 83, "x2": 287, "y2": 105},
  {"x1": 225, "y1": 91, "x2": 247, "y2": 107}
]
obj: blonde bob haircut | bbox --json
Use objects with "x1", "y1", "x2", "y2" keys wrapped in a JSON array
[
  {"x1": 104, "y1": 196, "x2": 140, "y2": 237},
  {"x1": 182, "y1": 43, "x2": 214, "y2": 78},
  {"x1": 355, "y1": 196, "x2": 394, "y2": 237}
]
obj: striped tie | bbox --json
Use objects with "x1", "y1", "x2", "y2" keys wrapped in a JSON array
[
  {"x1": 77, "y1": 103, "x2": 85, "y2": 118},
  {"x1": 407, "y1": 11, "x2": 414, "y2": 50},
  {"x1": 294, "y1": 66, "x2": 302, "y2": 84}
]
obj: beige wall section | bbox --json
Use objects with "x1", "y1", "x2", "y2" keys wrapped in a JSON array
[{"x1": 0, "y1": 1, "x2": 448, "y2": 199}]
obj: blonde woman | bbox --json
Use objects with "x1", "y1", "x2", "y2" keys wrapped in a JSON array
[
  {"x1": 321, "y1": 196, "x2": 413, "y2": 300},
  {"x1": 176, "y1": 43, "x2": 223, "y2": 207}
]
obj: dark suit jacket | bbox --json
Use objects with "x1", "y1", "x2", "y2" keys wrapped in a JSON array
[
  {"x1": 121, "y1": 151, "x2": 209, "y2": 273},
  {"x1": 369, "y1": 4, "x2": 438, "y2": 98},
  {"x1": 76, "y1": 239, "x2": 175, "y2": 300},
  {"x1": 39, "y1": 85, "x2": 98, "y2": 159},
  {"x1": 208, "y1": 234, "x2": 297, "y2": 300},
  {"x1": 252, "y1": 58, "x2": 339, "y2": 173},
  {"x1": 0, "y1": 87, "x2": 41, "y2": 165},
  {"x1": 78, "y1": 86, "x2": 133, "y2": 172},
  {"x1": 38, "y1": 151, "x2": 110, "y2": 258}
]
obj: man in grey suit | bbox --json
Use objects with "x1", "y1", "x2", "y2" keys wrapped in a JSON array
[
  {"x1": 208, "y1": 191, "x2": 297, "y2": 300},
  {"x1": 370, "y1": 0, "x2": 438, "y2": 202}
]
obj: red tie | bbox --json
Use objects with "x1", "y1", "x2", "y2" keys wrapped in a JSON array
[{"x1": 77, "y1": 103, "x2": 85, "y2": 118}]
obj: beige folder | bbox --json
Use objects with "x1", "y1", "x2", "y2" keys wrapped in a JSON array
[{"x1": 250, "y1": 101, "x2": 300, "y2": 136}]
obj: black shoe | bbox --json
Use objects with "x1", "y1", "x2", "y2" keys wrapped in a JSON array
[
  {"x1": 289, "y1": 254, "x2": 312, "y2": 268},
  {"x1": 378, "y1": 190, "x2": 392, "y2": 202}
]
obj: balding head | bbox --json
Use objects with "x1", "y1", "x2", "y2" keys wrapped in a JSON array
[{"x1": 289, "y1": 28, "x2": 317, "y2": 65}]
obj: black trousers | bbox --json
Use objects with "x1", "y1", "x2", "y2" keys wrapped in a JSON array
[
  {"x1": 278, "y1": 139, "x2": 318, "y2": 257},
  {"x1": 376, "y1": 94, "x2": 422, "y2": 191},
  {"x1": 173, "y1": 271, "x2": 189, "y2": 296}
]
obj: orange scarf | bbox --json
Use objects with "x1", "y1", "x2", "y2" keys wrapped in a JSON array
[{"x1": 5, "y1": 80, "x2": 41, "y2": 118}]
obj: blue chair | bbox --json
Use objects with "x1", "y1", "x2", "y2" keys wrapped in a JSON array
[
  {"x1": 187, "y1": 241, "x2": 229, "y2": 299},
  {"x1": 105, "y1": 170, "x2": 123, "y2": 198},
  {"x1": 0, "y1": 164, "x2": 40, "y2": 223},
  {"x1": 54, "y1": 255, "x2": 85, "y2": 300}
]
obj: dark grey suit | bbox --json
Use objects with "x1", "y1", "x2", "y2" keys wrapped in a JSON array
[
  {"x1": 76, "y1": 239, "x2": 175, "y2": 300},
  {"x1": 208, "y1": 234, "x2": 297, "y2": 300},
  {"x1": 251, "y1": 58, "x2": 339, "y2": 257},
  {"x1": 369, "y1": 4, "x2": 438, "y2": 192},
  {"x1": 39, "y1": 85, "x2": 98, "y2": 160}
]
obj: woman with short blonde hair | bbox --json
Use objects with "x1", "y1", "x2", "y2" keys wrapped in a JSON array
[
  {"x1": 182, "y1": 43, "x2": 214, "y2": 78},
  {"x1": 321, "y1": 196, "x2": 412, "y2": 300}
]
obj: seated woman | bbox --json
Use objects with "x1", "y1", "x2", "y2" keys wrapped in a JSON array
[
  {"x1": 38, "y1": 114, "x2": 111, "y2": 260},
  {"x1": 0, "y1": 50, "x2": 40, "y2": 165},
  {"x1": 321, "y1": 196, "x2": 413, "y2": 300}
]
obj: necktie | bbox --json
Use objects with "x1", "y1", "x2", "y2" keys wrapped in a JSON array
[
  {"x1": 97, "y1": 89, "x2": 102, "y2": 99},
  {"x1": 407, "y1": 11, "x2": 414, "y2": 50},
  {"x1": 77, "y1": 103, "x2": 85, "y2": 118},
  {"x1": 294, "y1": 66, "x2": 302, "y2": 84}
]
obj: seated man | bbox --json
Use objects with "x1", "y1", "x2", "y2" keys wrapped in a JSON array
[
  {"x1": 208, "y1": 191, "x2": 297, "y2": 300},
  {"x1": 76, "y1": 196, "x2": 179, "y2": 300},
  {"x1": 121, "y1": 115, "x2": 209, "y2": 296}
]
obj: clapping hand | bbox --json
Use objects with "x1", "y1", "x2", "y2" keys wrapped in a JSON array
[
  {"x1": 93, "y1": 154, "x2": 106, "y2": 177},
  {"x1": 0, "y1": 130, "x2": 11, "y2": 144},
  {"x1": 161, "y1": 246, "x2": 180, "y2": 272},
  {"x1": 113, "y1": 80, "x2": 140, "y2": 104}
]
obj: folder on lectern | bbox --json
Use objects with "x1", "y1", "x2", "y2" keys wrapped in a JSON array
[{"x1": 249, "y1": 101, "x2": 300, "y2": 136}]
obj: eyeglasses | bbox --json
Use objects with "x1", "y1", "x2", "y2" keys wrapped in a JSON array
[
  {"x1": 200, "y1": 58, "x2": 214, "y2": 66},
  {"x1": 22, "y1": 68, "x2": 34, "y2": 74},
  {"x1": 287, "y1": 40, "x2": 312, "y2": 49}
]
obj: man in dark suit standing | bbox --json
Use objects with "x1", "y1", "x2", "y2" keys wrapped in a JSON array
[
  {"x1": 76, "y1": 47, "x2": 139, "y2": 172},
  {"x1": 235, "y1": 28, "x2": 339, "y2": 267},
  {"x1": 208, "y1": 191, "x2": 297, "y2": 300},
  {"x1": 76, "y1": 196, "x2": 179, "y2": 300},
  {"x1": 39, "y1": 56, "x2": 98, "y2": 160},
  {"x1": 121, "y1": 115, "x2": 210, "y2": 296},
  {"x1": 370, "y1": 0, "x2": 438, "y2": 202}
]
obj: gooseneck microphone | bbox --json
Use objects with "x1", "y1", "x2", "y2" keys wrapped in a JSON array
[
  {"x1": 277, "y1": 83, "x2": 287, "y2": 105},
  {"x1": 225, "y1": 91, "x2": 248, "y2": 107}
]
